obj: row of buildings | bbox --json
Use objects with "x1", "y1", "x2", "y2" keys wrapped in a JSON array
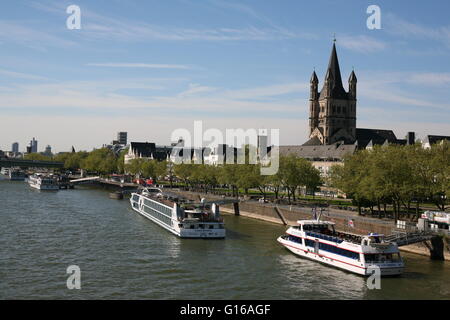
[{"x1": 1, "y1": 138, "x2": 53, "y2": 158}]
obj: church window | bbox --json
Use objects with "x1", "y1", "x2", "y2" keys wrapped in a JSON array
[
  {"x1": 337, "y1": 106, "x2": 341, "y2": 113},
  {"x1": 343, "y1": 107, "x2": 346, "y2": 114}
]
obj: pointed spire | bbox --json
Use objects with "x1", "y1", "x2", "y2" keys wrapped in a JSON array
[
  {"x1": 319, "y1": 42, "x2": 347, "y2": 99},
  {"x1": 327, "y1": 42, "x2": 344, "y2": 89},
  {"x1": 310, "y1": 70, "x2": 318, "y2": 83},
  {"x1": 349, "y1": 70, "x2": 357, "y2": 82}
]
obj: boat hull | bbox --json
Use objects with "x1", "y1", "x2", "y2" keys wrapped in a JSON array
[
  {"x1": 9, "y1": 177, "x2": 26, "y2": 181},
  {"x1": 29, "y1": 182, "x2": 59, "y2": 191}
]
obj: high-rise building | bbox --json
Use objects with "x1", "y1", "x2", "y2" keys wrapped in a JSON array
[
  {"x1": 117, "y1": 132, "x2": 127, "y2": 145},
  {"x1": 29, "y1": 138, "x2": 38, "y2": 153},
  {"x1": 43, "y1": 145, "x2": 52, "y2": 156},
  {"x1": 11, "y1": 142, "x2": 19, "y2": 153}
]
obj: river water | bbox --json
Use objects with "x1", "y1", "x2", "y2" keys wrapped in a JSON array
[{"x1": 1, "y1": 179, "x2": 449, "y2": 300}]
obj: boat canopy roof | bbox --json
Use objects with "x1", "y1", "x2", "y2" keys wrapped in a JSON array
[{"x1": 297, "y1": 220, "x2": 335, "y2": 226}]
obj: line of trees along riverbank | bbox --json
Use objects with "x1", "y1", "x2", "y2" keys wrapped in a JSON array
[
  {"x1": 328, "y1": 142, "x2": 450, "y2": 219},
  {"x1": 24, "y1": 149, "x2": 322, "y2": 202},
  {"x1": 23, "y1": 142, "x2": 449, "y2": 217}
]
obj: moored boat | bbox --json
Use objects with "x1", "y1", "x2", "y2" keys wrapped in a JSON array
[
  {"x1": 28, "y1": 173, "x2": 59, "y2": 191},
  {"x1": 278, "y1": 217, "x2": 404, "y2": 276},
  {"x1": 8, "y1": 169, "x2": 26, "y2": 181},
  {"x1": 130, "y1": 187, "x2": 225, "y2": 238}
]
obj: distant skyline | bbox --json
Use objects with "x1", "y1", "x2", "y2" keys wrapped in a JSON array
[{"x1": 1, "y1": 0, "x2": 450, "y2": 152}]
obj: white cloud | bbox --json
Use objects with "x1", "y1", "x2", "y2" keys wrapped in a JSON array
[
  {"x1": 0, "y1": 20, "x2": 76, "y2": 50},
  {"x1": 86, "y1": 63, "x2": 192, "y2": 69},
  {"x1": 384, "y1": 13, "x2": 450, "y2": 48},
  {"x1": 407, "y1": 73, "x2": 450, "y2": 86},
  {"x1": 0, "y1": 76, "x2": 308, "y2": 113},
  {"x1": 28, "y1": 0, "x2": 313, "y2": 43},
  {"x1": 0, "y1": 68, "x2": 48, "y2": 80},
  {"x1": 224, "y1": 82, "x2": 309, "y2": 99},
  {"x1": 0, "y1": 115, "x2": 308, "y2": 153},
  {"x1": 178, "y1": 84, "x2": 218, "y2": 97},
  {"x1": 338, "y1": 35, "x2": 387, "y2": 53}
]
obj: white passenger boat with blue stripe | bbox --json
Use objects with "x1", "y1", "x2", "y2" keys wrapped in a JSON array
[
  {"x1": 278, "y1": 218, "x2": 404, "y2": 276},
  {"x1": 130, "y1": 188, "x2": 225, "y2": 238}
]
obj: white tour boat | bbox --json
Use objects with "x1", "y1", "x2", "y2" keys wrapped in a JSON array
[
  {"x1": 130, "y1": 187, "x2": 226, "y2": 238},
  {"x1": 278, "y1": 217, "x2": 404, "y2": 276},
  {"x1": 28, "y1": 173, "x2": 59, "y2": 191}
]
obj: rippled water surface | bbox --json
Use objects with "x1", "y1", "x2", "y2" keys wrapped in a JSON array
[{"x1": 1, "y1": 179, "x2": 449, "y2": 299}]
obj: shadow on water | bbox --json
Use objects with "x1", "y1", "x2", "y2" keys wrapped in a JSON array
[
  {"x1": 222, "y1": 228, "x2": 252, "y2": 240},
  {"x1": 401, "y1": 271, "x2": 427, "y2": 280}
]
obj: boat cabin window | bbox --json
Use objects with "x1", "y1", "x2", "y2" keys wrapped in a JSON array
[
  {"x1": 371, "y1": 236, "x2": 381, "y2": 243},
  {"x1": 303, "y1": 224, "x2": 332, "y2": 234},
  {"x1": 365, "y1": 253, "x2": 401, "y2": 263}
]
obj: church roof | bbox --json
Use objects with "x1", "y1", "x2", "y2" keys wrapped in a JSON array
[
  {"x1": 302, "y1": 136, "x2": 322, "y2": 146},
  {"x1": 130, "y1": 142, "x2": 156, "y2": 157},
  {"x1": 277, "y1": 143, "x2": 357, "y2": 161},
  {"x1": 319, "y1": 43, "x2": 348, "y2": 100},
  {"x1": 355, "y1": 128, "x2": 400, "y2": 148},
  {"x1": 424, "y1": 135, "x2": 450, "y2": 145}
]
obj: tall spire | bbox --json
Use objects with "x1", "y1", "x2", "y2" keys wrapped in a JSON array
[
  {"x1": 319, "y1": 42, "x2": 347, "y2": 99},
  {"x1": 310, "y1": 70, "x2": 318, "y2": 83},
  {"x1": 327, "y1": 42, "x2": 343, "y2": 89}
]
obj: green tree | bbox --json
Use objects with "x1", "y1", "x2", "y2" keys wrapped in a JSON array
[{"x1": 81, "y1": 148, "x2": 117, "y2": 175}]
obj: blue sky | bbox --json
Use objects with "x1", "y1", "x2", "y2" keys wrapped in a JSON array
[{"x1": 0, "y1": 0, "x2": 449, "y2": 152}]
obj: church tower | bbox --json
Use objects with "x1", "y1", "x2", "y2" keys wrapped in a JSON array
[{"x1": 307, "y1": 42, "x2": 357, "y2": 145}]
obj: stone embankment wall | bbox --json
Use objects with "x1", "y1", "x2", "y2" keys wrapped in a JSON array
[{"x1": 172, "y1": 189, "x2": 394, "y2": 234}]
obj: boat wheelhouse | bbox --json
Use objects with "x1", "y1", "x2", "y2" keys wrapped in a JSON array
[
  {"x1": 130, "y1": 187, "x2": 225, "y2": 238},
  {"x1": 28, "y1": 173, "x2": 59, "y2": 191},
  {"x1": 278, "y1": 219, "x2": 404, "y2": 276},
  {"x1": 421, "y1": 211, "x2": 450, "y2": 231}
]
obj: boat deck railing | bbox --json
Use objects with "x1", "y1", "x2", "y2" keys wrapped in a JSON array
[{"x1": 304, "y1": 231, "x2": 345, "y2": 244}]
